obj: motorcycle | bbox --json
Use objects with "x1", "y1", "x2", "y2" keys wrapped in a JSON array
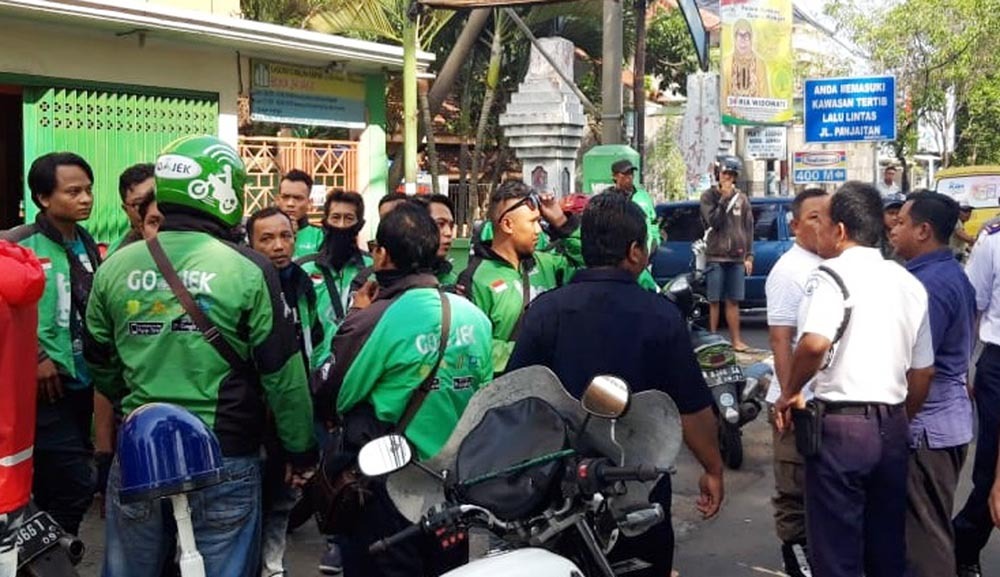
[
  {"x1": 661, "y1": 266, "x2": 772, "y2": 469},
  {"x1": 9, "y1": 501, "x2": 84, "y2": 577},
  {"x1": 359, "y1": 366, "x2": 684, "y2": 577}
]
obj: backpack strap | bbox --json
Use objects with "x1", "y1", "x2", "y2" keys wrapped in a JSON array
[
  {"x1": 146, "y1": 237, "x2": 248, "y2": 372},
  {"x1": 815, "y1": 264, "x2": 853, "y2": 370},
  {"x1": 396, "y1": 290, "x2": 451, "y2": 432}
]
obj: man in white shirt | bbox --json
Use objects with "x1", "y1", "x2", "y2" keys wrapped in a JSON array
[
  {"x1": 765, "y1": 188, "x2": 828, "y2": 577},
  {"x1": 877, "y1": 166, "x2": 901, "y2": 197},
  {"x1": 775, "y1": 182, "x2": 935, "y2": 577},
  {"x1": 954, "y1": 217, "x2": 1000, "y2": 577}
]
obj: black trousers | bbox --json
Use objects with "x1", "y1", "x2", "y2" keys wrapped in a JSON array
[
  {"x1": 905, "y1": 444, "x2": 967, "y2": 577},
  {"x1": 805, "y1": 404, "x2": 909, "y2": 577},
  {"x1": 33, "y1": 387, "x2": 94, "y2": 535},
  {"x1": 955, "y1": 344, "x2": 1000, "y2": 565}
]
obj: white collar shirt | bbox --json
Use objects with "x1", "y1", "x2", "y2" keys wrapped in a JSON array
[
  {"x1": 764, "y1": 243, "x2": 823, "y2": 403},
  {"x1": 966, "y1": 226, "x2": 1000, "y2": 345},
  {"x1": 877, "y1": 181, "x2": 900, "y2": 197},
  {"x1": 799, "y1": 246, "x2": 934, "y2": 404}
]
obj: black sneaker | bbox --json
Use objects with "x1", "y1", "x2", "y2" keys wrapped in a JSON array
[
  {"x1": 318, "y1": 542, "x2": 344, "y2": 575},
  {"x1": 957, "y1": 564, "x2": 982, "y2": 577},
  {"x1": 781, "y1": 541, "x2": 812, "y2": 577}
]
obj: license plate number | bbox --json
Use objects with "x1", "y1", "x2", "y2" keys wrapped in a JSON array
[
  {"x1": 14, "y1": 511, "x2": 63, "y2": 565},
  {"x1": 705, "y1": 365, "x2": 744, "y2": 386}
]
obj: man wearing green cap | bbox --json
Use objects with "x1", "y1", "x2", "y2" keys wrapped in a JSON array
[
  {"x1": 606, "y1": 158, "x2": 660, "y2": 291},
  {"x1": 84, "y1": 135, "x2": 317, "y2": 577}
]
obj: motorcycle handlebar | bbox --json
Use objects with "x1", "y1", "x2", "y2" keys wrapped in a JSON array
[
  {"x1": 582, "y1": 460, "x2": 669, "y2": 485},
  {"x1": 369, "y1": 523, "x2": 424, "y2": 554}
]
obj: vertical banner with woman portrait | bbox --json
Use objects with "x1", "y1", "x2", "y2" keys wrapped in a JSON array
[{"x1": 720, "y1": 0, "x2": 794, "y2": 125}]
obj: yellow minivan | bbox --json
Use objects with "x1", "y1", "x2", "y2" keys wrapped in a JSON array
[{"x1": 935, "y1": 166, "x2": 1000, "y2": 236}]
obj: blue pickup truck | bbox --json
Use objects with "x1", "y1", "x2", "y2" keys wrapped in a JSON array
[{"x1": 650, "y1": 197, "x2": 795, "y2": 308}]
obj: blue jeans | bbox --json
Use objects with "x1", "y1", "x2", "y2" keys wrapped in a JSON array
[{"x1": 102, "y1": 456, "x2": 262, "y2": 577}]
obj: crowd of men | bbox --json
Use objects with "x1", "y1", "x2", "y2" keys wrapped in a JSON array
[
  {"x1": 0, "y1": 138, "x2": 725, "y2": 577},
  {"x1": 3, "y1": 134, "x2": 1000, "y2": 577}
]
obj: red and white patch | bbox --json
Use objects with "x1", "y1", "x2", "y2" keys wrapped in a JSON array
[
  {"x1": 491, "y1": 279, "x2": 508, "y2": 294},
  {"x1": 310, "y1": 273, "x2": 324, "y2": 284},
  {"x1": 38, "y1": 258, "x2": 52, "y2": 271}
]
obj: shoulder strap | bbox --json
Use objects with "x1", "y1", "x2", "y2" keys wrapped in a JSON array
[
  {"x1": 508, "y1": 266, "x2": 532, "y2": 343},
  {"x1": 396, "y1": 290, "x2": 451, "y2": 432},
  {"x1": 456, "y1": 255, "x2": 484, "y2": 296},
  {"x1": 816, "y1": 264, "x2": 853, "y2": 345},
  {"x1": 146, "y1": 237, "x2": 248, "y2": 372},
  {"x1": 319, "y1": 266, "x2": 346, "y2": 322}
]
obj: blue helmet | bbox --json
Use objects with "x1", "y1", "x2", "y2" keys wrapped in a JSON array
[{"x1": 117, "y1": 403, "x2": 225, "y2": 503}]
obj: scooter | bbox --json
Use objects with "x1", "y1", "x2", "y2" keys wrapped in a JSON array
[
  {"x1": 362, "y1": 367, "x2": 684, "y2": 577},
  {"x1": 662, "y1": 267, "x2": 771, "y2": 469},
  {"x1": 10, "y1": 501, "x2": 84, "y2": 577}
]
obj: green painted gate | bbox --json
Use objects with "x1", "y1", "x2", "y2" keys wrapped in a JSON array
[{"x1": 22, "y1": 86, "x2": 218, "y2": 243}]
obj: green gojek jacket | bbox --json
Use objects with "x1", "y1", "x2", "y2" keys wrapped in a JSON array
[
  {"x1": 84, "y1": 218, "x2": 316, "y2": 462},
  {"x1": 279, "y1": 263, "x2": 328, "y2": 373},
  {"x1": 328, "y1": 274, "x2": 494, "y2": 460},
  {"x1": 350, "y1": 259, "x2": 459, "y2": 296},
  {"x1": 296, "y1": 249, "x2": 374, "y2": 359},
  {"x1": 0, "y1": 214, "x2": 102, "y2": 381},
  {"x1": 293, "y1": 222, "x2": 324, "y2": 260},
  {"x1": 458, "y1": 216, "x2": 584, "y2": 374}
]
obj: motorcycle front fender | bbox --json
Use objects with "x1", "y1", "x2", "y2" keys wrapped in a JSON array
[
  {"x1": 442, "y1": 548, "x2": 583, "y2": 577},
  {"x1": 711, "y1": 382, "x2": 741, "y2": 424}
]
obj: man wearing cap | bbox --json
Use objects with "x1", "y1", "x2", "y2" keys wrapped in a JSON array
[
  {"x1": 881, "y1": 193, "x2": 906, "y2": 262},
  {"x1": 606, "y1": 159, "x2": 660, "y2": 290},
  {"x1": 951, "y1": 204, "x2": 976, "y2": 262}
]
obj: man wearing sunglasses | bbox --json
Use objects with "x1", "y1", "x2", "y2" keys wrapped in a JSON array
[{"x1": 458, "y1": 181, "x2": 582, "y2": 374}]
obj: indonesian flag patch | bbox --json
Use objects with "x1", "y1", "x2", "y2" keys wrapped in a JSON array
[
  {"x1": 491, "y1": 279, "x2": 508, "y2": 294},
  {"x1": 38, "y1": 258, "x2": 52, "y2": 271}
]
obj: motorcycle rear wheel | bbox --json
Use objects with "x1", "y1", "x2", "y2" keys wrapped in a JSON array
[{"x1": 719, "y1": 423, "x2": 744, "y2": 470}]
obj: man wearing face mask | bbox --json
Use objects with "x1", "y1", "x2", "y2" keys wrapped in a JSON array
[
  {"x1": 458, "y1": 181, "x2": 581, "y2": 374},
  {"x1": 296, "y1": 191, "x2": 373, "y2": 357}
]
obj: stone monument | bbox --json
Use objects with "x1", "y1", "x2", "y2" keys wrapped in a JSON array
[{"x1": 498, "y1": 37, "x2": 585, "y2": 196}]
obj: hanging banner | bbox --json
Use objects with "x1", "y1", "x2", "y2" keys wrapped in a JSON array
[
  {"x1": 720, "y1": 0, "x2": 794, "y2": 125},
  {"x1": 681, "y1": 72, "x2": 722, "y2": 197},
  {"x1": 250, "y1": 60, "x2": 366, "y2": 129}
]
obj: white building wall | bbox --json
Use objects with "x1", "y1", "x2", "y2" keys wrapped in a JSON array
[{"x1": 0, "y1": 17, "x2": 239, "y2": 144}]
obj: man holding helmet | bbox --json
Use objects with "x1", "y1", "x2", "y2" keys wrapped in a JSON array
[
  {"x1": 700, "y1": 155, "x2": 754, "y2": 351},
  {"x1": 84, "y1": 135, "x2": 317, "y2": 577}
]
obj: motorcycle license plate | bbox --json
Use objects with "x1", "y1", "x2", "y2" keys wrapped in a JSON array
[
  {"x1": 14, "y1": 511, "x2": 64, "y2": 566},
  {"x1": 705, "y1": 365, "x2": 744, "y2": 387}
]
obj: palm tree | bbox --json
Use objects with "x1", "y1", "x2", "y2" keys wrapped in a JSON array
[{"x1": 305, "y1": 0, "x2": 457, "y2": 192}]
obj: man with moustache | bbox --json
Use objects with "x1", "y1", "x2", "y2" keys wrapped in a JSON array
[{"x1": 278, "y1": 169, "x2": 324, "y2": 259}]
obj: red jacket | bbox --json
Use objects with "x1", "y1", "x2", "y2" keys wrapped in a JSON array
[{"x1": 0, "y1": 240, "x2": 45, "y2": 514}]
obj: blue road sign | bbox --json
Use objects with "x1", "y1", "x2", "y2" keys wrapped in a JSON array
[{"x1": 804, "y1": 76, "x2": 896, "y2": 143}]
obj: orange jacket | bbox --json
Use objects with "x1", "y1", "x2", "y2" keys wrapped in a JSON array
[{"x1": 0, "y1": 240, "x2": 45, "y2": 514}]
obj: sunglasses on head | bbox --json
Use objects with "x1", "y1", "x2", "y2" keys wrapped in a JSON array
[{"x1": 497, "y1": 193, "x2": 541, "y2": 221}]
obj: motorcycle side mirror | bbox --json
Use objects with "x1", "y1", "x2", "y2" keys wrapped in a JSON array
[
  {"x1": 358, "y1": 435, "x2": 413, "y2": 477},
  {"x1": 581, "y1": 375, "x2": 631, "y2": 419}
]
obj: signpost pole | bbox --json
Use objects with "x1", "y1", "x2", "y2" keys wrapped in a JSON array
[
  {"x1": 403, "y1": 15, "x2": 418, "y2": 194},
  {"x1": 602, "y1": 0, "x2": 623, "y2": 144}
]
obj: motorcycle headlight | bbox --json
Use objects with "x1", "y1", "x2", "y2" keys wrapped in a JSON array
[{"x1": 667, "y1": 275, "x2": 690, "y2": 295}]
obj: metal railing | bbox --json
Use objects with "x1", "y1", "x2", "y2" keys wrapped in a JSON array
[
  {"x1": 238, "y1": 137, "x2": 358, "y2": 214},
  {"x1": 447, "y1": 182, "x2": 495, "y2": 237}
]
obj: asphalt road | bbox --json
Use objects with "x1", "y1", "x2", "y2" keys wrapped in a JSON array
[{"x1": 72, "y1": 313, "x2": 1000, "y2": 576}]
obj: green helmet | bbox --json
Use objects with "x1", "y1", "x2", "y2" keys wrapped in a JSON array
[{"x1": 154, "y1": 135, "x2": 247, "y2": 227}]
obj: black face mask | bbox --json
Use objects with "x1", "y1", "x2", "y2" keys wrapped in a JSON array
[{"x1": 322, "y1": 221, "x2": 365, "y2": 269}]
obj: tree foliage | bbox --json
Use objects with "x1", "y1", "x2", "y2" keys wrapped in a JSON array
[
  {"x1": 828, "y1": 0, "x2": 1000, "y2": 169},
  {"x1": 645, "y1": 7, "x2": 699, "y2": 96}
]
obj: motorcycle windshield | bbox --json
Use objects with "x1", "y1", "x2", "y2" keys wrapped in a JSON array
[{"x1": 387, "y1": 365, "x2": 683, "y2": 523}]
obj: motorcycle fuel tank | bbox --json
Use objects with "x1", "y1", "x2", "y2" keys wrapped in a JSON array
[{"x1": 442, "y1": 548, "x2": 583, "y2": 577}]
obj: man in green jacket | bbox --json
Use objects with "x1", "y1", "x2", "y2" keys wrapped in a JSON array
[
  {"x1": 106, "y1": 163, "x2": 158, "y2": 255},
  {"x1": 279, "y1": 169, "x2": 325, "y2": 259},
  {"x1": 246, "y1": 205, "x2": 329, "y2": 577},
  {"x1": 326, "y1": 201, "x2": 493, "y2": 577},
  {"x1": 0, "y1": 152, "x2": 101, "y2": 536},
  {"x1": 296, "y1": 190, "x2": 373, "y2": 360},
  {"x1": 84, "y1": 136, "x2": 316, "y2": 577},
  {"x1": 458, "y1": 181, "x2": 581, "y2": 374}
]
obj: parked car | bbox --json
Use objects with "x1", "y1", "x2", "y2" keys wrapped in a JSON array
[{"x1": 651, "y1": 197, "x2": 795, "y2": 308}]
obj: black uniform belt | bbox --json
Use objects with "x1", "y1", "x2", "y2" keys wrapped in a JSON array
[{"x1": 819, "y1": 401, "x2": 904, "y2": 416}]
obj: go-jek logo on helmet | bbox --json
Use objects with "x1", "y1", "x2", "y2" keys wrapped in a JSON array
[{"x1": 155, "y1": 136, "x2": 248, "y2": 227}]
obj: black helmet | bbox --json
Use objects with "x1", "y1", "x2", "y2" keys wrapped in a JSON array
[{"x1": 716, "y1": 155, "x2": 743, "y2": 175}]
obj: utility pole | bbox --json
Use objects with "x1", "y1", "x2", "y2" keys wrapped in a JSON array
[
  {"x1": 633, "y1": 0, "x2": 647, "y2": 161},
  {"x1": 403, "y1": 9, "x2": 419, "y2": 194},
  {"x1": 602, "y1": 0, "x2": 623, "y2": 144}
]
